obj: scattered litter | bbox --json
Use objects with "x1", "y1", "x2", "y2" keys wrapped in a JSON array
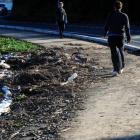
[
  {"x1": 0, "y1": 99, "x2": 12, "y2": 115},
  {"x1": 1, "y1": 53, "x2": 25, "y2": 60},
  {"x1": 1, "y1": 53, "x2": 13, "y2": 60},
  {"x1": 60, "y1": 81, "x2": 68, "y2": 86},
  {"x1": 10, "y1": 131, "x2": 20, "y2": 139},
  {"x1": 0, "y1": 72, "x2": 5, "y2": 79},
  {"x1": 68, "y1": 73, "x2": 78, "y2": 82},
  {"x1": 0, "y1": 60, "x2": 10, "y2": 69},
  {"x1": 0, "y1": 69, "x2": 13, "y2": 79},
  {"x1": 92, "y1": 66, "x2": 98, "y2": 69},
  {"x1": 61, "y1": 73, "x2": 78, "y2": 86},
  {"x1": 61, "y1": 127, "x2": 71, "y2": 132},
  {"x1": 72, "y1": 52, "x2": 87, "y2": 64},
  {"x1": 64, "y1": 53, "x2": 71, "y2": 59},
  {"x1": 1, "y1": 86, "x2": 12, "y2": 98}
]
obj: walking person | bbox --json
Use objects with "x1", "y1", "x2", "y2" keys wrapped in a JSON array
[
  {"x1": 57, "y1": 2, "x2": 68, "y2": 38},
  {"x1": 104, "y1": 1, "x2": 131, "y2": 76}
]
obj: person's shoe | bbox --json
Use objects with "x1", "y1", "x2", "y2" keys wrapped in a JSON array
[
  {"x1": 112, "y1": 71, "x2": 119, "y2": 76},
  {"x1": 119, "y1": 68, "x2": 124, "y2": 74}
]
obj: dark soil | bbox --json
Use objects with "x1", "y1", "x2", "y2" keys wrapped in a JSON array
[{"x1": 0, "y1": 47, "x2": 105, "y2": 140}]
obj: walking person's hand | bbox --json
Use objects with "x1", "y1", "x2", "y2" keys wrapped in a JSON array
[
  {"x1": 104, "y1": 34, "x2": 107, "y2": 39},
  {"x1": 127, "y1": 40, "x2": 131, "y2": 43},
  {"x1": 127, "y1": 36, "x2": 131, "y2": 43},
  {"x1": 127, "y1": 39, "x2": 131, "y2": 43}
]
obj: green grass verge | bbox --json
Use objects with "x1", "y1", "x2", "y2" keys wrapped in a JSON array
[{"x1": 0, "y1": 36, "x2": 40, "y2": 53}]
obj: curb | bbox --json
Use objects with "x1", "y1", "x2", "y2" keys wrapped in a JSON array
[{"x1": 0, "y1": 25, "x2": 139, "y2": 51}]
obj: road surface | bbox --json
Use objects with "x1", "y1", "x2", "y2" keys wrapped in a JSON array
[{"x1": 0, "y1": 19, "x2": 140, "y2": 47}]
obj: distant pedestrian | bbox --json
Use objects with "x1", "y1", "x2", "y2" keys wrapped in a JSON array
[
  {"x1": 57, "y1": 2, "x2": 68, "y2": 38},
  {"x1": 104, "y1": 1, "x2": 131, "y2": 76}
]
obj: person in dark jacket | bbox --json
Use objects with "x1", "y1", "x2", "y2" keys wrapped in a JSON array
[
  {"x1": 57, "y1": 2, "x2": 67, "y2": 38},
  {"x1": 104, "y1": 1, "x2": 131, "y2": 76}
]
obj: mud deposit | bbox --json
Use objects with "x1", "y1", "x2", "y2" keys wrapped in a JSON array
[{"x1": 0, "y1": 47, "x2": 104, "y2": 140}]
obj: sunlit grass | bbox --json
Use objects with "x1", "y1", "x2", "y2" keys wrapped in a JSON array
[{"x1": 0, "y1": 36, "x2": 39, "y2": 53}]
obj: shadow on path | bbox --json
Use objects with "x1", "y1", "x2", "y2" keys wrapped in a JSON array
[
  {"x1": 103, "y1": 135, "x2": 140, "y2": 140},
  {"x1": 96, "y1": 73, "x2": 114, "y2": 78}
]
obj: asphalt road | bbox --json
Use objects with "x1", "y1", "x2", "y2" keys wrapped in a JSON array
[{"x1": 0, "y1": 19, "x2": 140, "y2": 47}]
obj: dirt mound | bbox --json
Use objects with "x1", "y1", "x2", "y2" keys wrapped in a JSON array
[{"x1": 0, "y1": 47, "x2": 101, "y2": 140}]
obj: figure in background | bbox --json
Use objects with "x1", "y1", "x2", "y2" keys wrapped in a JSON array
[{"x1": 57, "y1": 2, "x2": 67, "y2": 38}]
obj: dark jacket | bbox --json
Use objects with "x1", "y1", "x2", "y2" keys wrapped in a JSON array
[
  {"x1": 57, "y1": 7, "x2": 67, "y2": 24},
  {"x1": 104, "y1": 10, "x2": 131, "y2": 41}
]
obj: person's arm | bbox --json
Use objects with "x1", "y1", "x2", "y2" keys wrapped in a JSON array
[
  {"x1": 104, "y1": 14, "x2": 111, "y2": 37},
  {"x1": 104, "y1": 25, "x2": 108, "y2": 37},
  {"x1": 56, "y1": 8, "x2": 60, "y2": 21},
  {"x1": 124, "y1": 15, "x2": 131, "y2": 43},
  {"x1": 63, "y1": 9, "x2": 68, "y2": 24}
]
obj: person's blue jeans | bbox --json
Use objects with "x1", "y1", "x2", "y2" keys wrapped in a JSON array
[{"x1": 108, "y1": 36, "x2": 125, "y2": 72}]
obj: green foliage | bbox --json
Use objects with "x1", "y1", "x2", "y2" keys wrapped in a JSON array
[
  {"x1": 0, "y1": 36, "x2": 39, "y2": 53},
  {"x1": 16, "y1": 94, "x2": 27, "y2": 101}
]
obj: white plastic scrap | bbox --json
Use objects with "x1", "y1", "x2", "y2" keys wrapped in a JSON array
[
  {"x1": 0, "y1": 69, "x2": 13, "y2": 79},
  {"x1": 0, "y1": 60, "x2": 10, "y2": 69},
  {"x1": 0, "y1": 86, "x2": 12, "y2": 115},
  {"x1": 61, "y1": 73, "x2": 78, "y2": 86},
  {"x1": 0, "y1": 99, "x2": 12, "y2": 115},
  {"x1": 64, "y1": 53, "x2": 71, "y2": 59},
  {"x1": 68, "y1": 73, "x2": 78, "y2": 82}
]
